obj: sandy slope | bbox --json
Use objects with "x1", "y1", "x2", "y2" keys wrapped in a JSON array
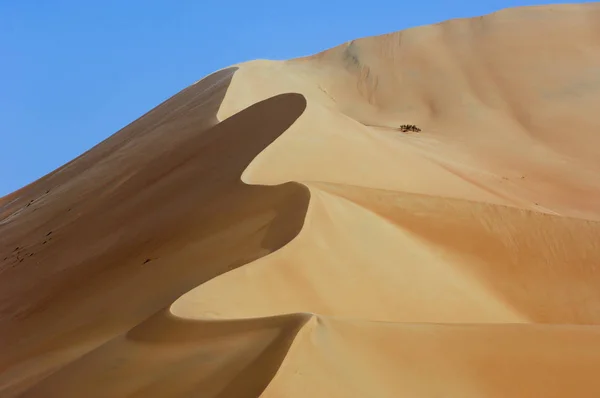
[{"x1": 2, "y1": 3, "x2": 600, "y2": 397}]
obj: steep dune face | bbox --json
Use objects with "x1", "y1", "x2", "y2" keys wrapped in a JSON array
[{"x1": 3, "y1": 3, "x2": 600, "y2": 398}]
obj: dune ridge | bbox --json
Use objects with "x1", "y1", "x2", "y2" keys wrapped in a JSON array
[{"x1": 2, "y1": 3, "x2": 600, "y2": 397}]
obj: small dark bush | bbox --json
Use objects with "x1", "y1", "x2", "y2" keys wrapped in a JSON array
[{"x1": 399, "y1": 124, "x2": 421, "y2": 133}]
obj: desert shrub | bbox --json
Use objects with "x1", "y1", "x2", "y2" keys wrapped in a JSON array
[{"x1": 399, "y1": 124, "x2": 421, "y2": 132}]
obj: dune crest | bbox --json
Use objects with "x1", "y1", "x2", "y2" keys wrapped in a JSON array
[{"x1": 3, "y1": 3, "x2": 600, "y2": 397}]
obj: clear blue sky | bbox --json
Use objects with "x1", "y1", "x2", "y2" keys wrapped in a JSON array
[{"x1": 0, "y1": 0, "x2": 587, "y2": 196}]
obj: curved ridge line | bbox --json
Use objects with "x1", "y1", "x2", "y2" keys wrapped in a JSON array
[{"x1": 3, "y1": 86, "x2": 310, "y2": 397}]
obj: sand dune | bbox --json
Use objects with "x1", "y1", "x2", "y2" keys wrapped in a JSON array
[{"x1": 2, "y1": 3, "x2": 600, "y2": 397}]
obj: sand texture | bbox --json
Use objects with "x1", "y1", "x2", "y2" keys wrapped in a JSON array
[{"x1": 2, "y1": 3, "x2": 600, "y2": 397}]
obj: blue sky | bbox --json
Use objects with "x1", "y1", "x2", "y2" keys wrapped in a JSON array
[{"x1": 0, "y1": 0, "x2": 588, "y2": 196}]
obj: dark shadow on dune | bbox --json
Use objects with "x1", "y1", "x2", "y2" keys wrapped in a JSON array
[
  {"x1": 260, "y1": 189, "x2": 310, "y2": 251},
  {"x1": 1, "y1": 67, "x2": 311, "y2": 398},
  {"x1": 0, "y1": 67, "x2": 241, "y2": 322},
  {"x1": 126, "y1": 311, "x2": 311, "y2": 398},
  {"x1": 20, "y1": 310, "x2": 311, "y2": 398}
]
